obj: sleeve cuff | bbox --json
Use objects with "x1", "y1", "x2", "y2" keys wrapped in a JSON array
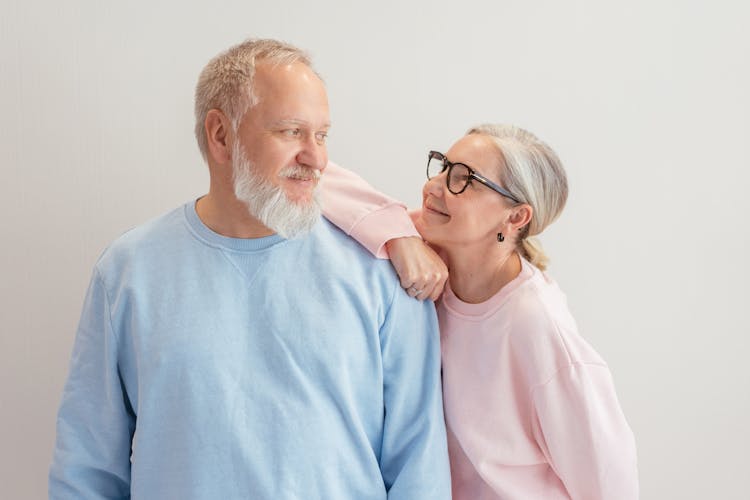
[{"x1": 349, "y1": 204, "x2": 420, "y2": 258}]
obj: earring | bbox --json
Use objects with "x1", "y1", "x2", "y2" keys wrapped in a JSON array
[{"x1": 497, "y1": 232, "x2": 504, "y2": 242}]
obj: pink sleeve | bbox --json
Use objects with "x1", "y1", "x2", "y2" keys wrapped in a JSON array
[
  {"x1": 320, "y1": 161, "x2": 419, "y2": 259},
  {"x1": 531, "y1": 363, "x2": 639, "y2": 500}
]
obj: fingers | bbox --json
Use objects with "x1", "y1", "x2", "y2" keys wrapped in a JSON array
[
  {"x1": 404, "y1": 269, "x2": 448, "y2": 301},
  {"x1": 428, "y1": 273, "x2": 448, "y2": 301},
  {"x1": 387, "y1": 236, "x2": 449, "y2": 301}
]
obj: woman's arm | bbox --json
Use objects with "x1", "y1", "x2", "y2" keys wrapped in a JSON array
[
  {"x1": 531, "y1": 364, "x2": 639, "y2": 499},
  {"x1": 319, "y1": 162, "x2": 419, "y2": 257},
  {"x1": 320, "y1": 162, "x2": 447, "y2": 300}
]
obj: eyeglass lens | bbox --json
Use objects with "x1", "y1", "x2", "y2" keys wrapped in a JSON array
[
  {"x1": 447, "y1": 164, "x2": 471, "y2": 194},
  {"x1": 427, "y1": 155, "x2": 447, "y2": 179},
  {"x1": 428, "y1": 155, "x2": 472, "y2": 194}
]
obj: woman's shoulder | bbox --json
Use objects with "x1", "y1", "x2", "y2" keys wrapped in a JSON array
[
  {"x1": 505, "y1": 262, "x2": 607, "y2": 385},
  {"x1": 505, "y1": 261, "x2": 574, "y2": 336}
]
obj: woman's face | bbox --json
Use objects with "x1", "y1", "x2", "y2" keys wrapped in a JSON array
[{"x1": 416, "y1": 134, "x2": 513, "y2": 251}]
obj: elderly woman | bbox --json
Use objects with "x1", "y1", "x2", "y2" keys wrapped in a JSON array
[{"x1": 322, "y1": 124, "x2": 639, "y2": 499}]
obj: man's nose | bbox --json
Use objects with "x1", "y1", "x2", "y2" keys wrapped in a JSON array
[{"x1": 297, "y1": 134, "x2": 327, "y2": 171}]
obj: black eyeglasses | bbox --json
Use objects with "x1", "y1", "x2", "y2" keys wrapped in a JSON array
[{"x1": 426, "y1": 151, "x2": 520, "y2": 203}]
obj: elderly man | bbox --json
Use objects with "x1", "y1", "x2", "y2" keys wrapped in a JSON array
[{"x1": 49, "y1": 39, "x2": 450, "y2": 499}]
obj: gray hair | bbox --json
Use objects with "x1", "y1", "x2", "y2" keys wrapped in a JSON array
[
  {"x1": 467, "y1": 124, "x2": 568, "y2": 271},
  {"x1": 194, "y1": 38, "x2": 314, "y2": 162}
]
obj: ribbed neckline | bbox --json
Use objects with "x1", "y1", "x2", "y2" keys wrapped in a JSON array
[
  {"x1": 441, "y1": 255, "x2": 535, "y2": 319},
  {"x1": 183, "y1": 200, "x2": 287, "y2": 252}
]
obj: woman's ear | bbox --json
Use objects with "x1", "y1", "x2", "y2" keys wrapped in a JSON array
[
  {"x1": 205, "y1": 109, "x2": 233, "y2": 166},
  {"x1": 510, "y1": 204, "x2": 533, "y2": 231}
]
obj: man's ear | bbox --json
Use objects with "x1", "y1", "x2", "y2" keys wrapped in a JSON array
[{"x1": 205, "y1": 109, "x2": 233, "y2": 166}]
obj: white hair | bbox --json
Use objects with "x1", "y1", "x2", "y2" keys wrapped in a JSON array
[
  {"x1": 467, "y1": 124, "x2": 568, "y2": 271},
  {"x1": 194, "y1": 38, "x2": 314, "y2": 162},
  {"x1": 231, "y1": 141, "x2": 321, "y2": 239}
]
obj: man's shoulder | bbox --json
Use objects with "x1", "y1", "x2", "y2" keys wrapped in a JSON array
[
  {"x1": 314, "y1": 218, "x2": 392, "y2": 268},
  {"x1": 96, "y1": 203, "x2": 188, "y2": 271},
  {"x1": 310, "y1": 219, "x2": 433, "y2": 323},
  {"x1": 310, "y1": 218, "x2": 400, "y2": 287}
]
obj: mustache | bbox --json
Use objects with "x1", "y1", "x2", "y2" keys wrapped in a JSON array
[{"x1": 278, "y1": 165, "x2": 321, "y2": 181}]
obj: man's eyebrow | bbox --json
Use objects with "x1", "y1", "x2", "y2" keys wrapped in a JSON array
[{"x1": 268, "y1": 119, "x2": 331, "y2": 129}]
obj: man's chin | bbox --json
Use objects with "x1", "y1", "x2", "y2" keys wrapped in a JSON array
[
  {"x1": 283, "y1": 178, "x2": 319, "y2": 201},
  {"x1": 284, "y1": 188, "x2": 319, "y2": 207},
  {"x1": 282, "y1": 193, "x2": 307, "y2": 204}
]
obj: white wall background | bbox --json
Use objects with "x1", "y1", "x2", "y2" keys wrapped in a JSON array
[{"x1": 2, "y1": 0, "x2": 748, "y2": 498}]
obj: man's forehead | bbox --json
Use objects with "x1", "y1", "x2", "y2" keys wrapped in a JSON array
[
  {"x1": 249, "y1": 62, "x2": 330, "y2": 128},
  {"x1": 254, "y1": 61, "x2": 323, "y2": 91}
]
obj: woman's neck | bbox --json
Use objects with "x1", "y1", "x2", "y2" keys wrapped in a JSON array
[{"x1": 443, "y1": 244, "x2": 522, "y2": 304}]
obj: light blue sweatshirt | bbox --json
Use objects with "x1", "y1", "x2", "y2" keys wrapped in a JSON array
[{"x1": 49, "y1": 202, "x2": 450, "y2": 499}]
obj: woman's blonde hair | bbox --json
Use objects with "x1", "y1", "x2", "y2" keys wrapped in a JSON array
[{"x1": 467, "y1": 124, "x2": 568, "y2": 271}]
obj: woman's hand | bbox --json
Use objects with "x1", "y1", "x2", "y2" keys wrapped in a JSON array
[{"x1": 385, "y1": 236, "x2": 448, "y2": 301}]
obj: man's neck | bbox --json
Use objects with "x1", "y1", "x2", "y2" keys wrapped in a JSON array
[{"x1": 195, "y1": 191, "x2": 274, "y2": 239}]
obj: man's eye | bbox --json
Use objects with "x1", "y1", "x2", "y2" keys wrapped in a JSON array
[
  {"x1": 282, "y1": 129, "x2": 301, "y2": 137},
  {"x1": 315, "y1": 132, "x2": 328, "y2": 143}
]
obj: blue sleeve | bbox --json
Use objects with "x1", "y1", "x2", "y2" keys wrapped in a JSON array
[
  {"x1": 379, "y1": 287, "x2": 451, "y2": 499},
  {"x1": 49, "y1": 268, "x2": 135, "y2": 499}
]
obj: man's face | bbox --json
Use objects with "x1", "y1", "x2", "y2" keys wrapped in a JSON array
[
  {"x1": 231, "y1": 139, "x2": 322, "y2": 239},
  {"x1": 234, "y1": 61, "x2": 330, "y2": 206}
]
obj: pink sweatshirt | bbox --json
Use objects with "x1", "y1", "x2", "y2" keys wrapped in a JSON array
[
  {"x1": 322, "y1": 162, "x2": 639, "y2": 500},
  {"x1": 319, "y1": 162, "x2": 421, "y2": 257}
]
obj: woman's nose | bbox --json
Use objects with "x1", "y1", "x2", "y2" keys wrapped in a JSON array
[{"x1": 423, "y1": 173, "x2": 446, "y2": 198}]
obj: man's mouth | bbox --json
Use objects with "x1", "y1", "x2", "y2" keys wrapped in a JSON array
[{"x1": 281, "y1": 166, "x2": 321, "y2": 182}]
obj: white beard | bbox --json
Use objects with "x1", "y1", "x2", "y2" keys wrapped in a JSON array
[{"x1": 232, "y1": 142, "x2": 322, "y2": 239}]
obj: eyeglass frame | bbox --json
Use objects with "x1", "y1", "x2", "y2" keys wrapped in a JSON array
[{"x1": 426, "y1": 150, "x2": 521, "y2": 203}]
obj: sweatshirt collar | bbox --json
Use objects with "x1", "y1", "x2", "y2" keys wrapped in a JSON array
[{"x1": 184, "y1": 200, "x2": 287, "y2": 252}]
